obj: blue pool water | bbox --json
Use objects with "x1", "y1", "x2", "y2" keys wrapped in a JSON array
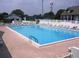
[{"x1": 10, "y1": 25, "x2": 79, "y2": 45}]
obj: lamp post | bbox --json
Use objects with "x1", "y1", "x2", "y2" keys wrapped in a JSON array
[
  {"x1": 50, "y1": 2, "x2": 53, "y2": 12},
  {"x1": 42, "y1": 0, "x2": 44, "y2": 16}
]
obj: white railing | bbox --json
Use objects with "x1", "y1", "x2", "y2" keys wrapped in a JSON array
[
  {"x1": 39, "y1": 19, "x2": 79, "y2": 29},
  {"x1": 39, "y1": 19, "x2": 79, "y2": 24}
]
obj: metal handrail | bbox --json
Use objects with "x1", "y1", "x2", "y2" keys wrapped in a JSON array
[{"x1": 29, "y1": 35, "x2": 38, "y2": 43}]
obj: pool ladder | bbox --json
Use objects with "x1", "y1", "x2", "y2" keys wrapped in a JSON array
[{"x1": 29, "y1": 35, "x2": 38, "y2": 43}]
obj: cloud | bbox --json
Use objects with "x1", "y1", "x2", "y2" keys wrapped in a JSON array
[{"x1": 0, "y1": 0, "x2": 79, "y2": 15}]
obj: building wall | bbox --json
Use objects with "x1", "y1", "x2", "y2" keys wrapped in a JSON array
[{"x1": 61, "y1": 15, "x2": 79, "y2": 20}]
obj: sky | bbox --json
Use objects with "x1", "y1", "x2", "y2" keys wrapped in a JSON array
[{"x1": 0, "y1": 0, "x2": 79, "y2": 16}]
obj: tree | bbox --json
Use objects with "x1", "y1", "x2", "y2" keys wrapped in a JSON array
[
  {"x1": 0, "y1": 12, "x2": 9, "y2": 23},
  {"x1": 43, "y1": 11, "x2": 54, "y2": 19},
  {"x1": 0, "y1": 12, "x2": 8, "y2": 20},
  {"x1": 32, "y1": 14, "x2": 42, "y2": 19},
  {"x1": 0, "y1": 12, "x2": 8, "y2": 19},
  {"x1": 11, "y1": 9, "x2": 24, "y2": 17},
  {"x1": 55, "y1": 9, "x2": 65, "y2": 19}
]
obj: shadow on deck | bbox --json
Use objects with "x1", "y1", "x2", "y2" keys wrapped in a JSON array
[{"x1": 0, "y1": 31, "x2": 12, "y2": 58}]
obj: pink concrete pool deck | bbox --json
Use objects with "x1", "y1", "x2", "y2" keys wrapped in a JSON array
[{"x1": 0, "y1": 26, "x2": 79, "y2": 58}]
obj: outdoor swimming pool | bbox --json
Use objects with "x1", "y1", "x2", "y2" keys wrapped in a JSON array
[{"x1": 9, "y1": 25, "x2": 79, "y2": 46}]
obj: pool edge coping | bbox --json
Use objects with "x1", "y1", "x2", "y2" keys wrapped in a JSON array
[
  {"x1": 6, "y1": 26, "x2": 79, "y2": 48},
  {"x1": 6, "y1": 26, "x2": 41, "y2": 48}
]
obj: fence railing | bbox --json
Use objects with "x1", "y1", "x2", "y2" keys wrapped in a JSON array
[{"x1": 39, "y1": 19, "x2": 79, "y2": 24}]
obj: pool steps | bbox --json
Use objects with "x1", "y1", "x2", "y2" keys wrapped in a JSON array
[{"x1": 29, "y1": 35, "x2": 38, "y2": 43}]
